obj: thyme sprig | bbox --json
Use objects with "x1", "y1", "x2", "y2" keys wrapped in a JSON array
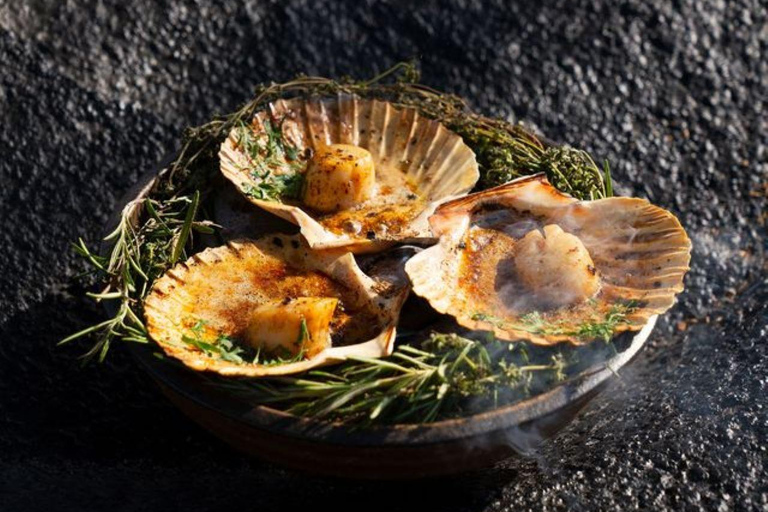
[
  {"x1": 164, "y1": 61, "x2": 612, "y2": 200},
  {"x1": 243, "y1": 174, "x2": 303, "y2": 202}
]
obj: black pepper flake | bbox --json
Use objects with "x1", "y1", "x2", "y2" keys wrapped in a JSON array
[
  {"x1": 272, "y1": 237, "x2": 284, "y2": 247},
  {"x1": 290, "y1": 240, "x2": 300, "y2": 249},
  {"x1": 366, "y1": 231, "x2": 376, "y2": 240}
]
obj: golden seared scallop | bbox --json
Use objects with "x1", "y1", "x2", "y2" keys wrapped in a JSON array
[
  {"x1": 143, "y1": 234, "x2": 410, "y2": 377},
  {"x1": 302, "y1": 144, "x2": 376, "y2": 213},
  {"x1": 245, "y1": 297, "x2": 338, "y2": 359},
  {"x1": 406, "y1": 174, "x2": 691, "y2": 346},
  {"x1": 513, "y1": 224, "x2": 600, "y2": 309},
  {"x1": 219, "y1": 95, "x2": 479, "y2": 252}
]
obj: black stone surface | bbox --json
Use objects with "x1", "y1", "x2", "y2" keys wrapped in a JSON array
[{"x1": 1, "y1": 1, "x2": 766, "y2": 510}]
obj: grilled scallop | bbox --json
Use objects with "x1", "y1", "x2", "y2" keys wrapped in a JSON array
[
  {"x1": 219, "y1": 95, "x2": 479, "y2": 253},
  {"x1": 144, "y1": 234, "x2": 410, "y2": 377},
  {"x1": 405, "y1": 174, "x2": 692, "y2": 345}
]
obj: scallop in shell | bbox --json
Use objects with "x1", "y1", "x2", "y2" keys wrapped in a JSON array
[
  {"x1": 219, "y1": 95, "x2": 479, "y2": 253},
  {"x1": 144, "y1": 234, "x2": 410, "y2": 376},
  {"x1": 405, "y1": 174, "x2": 692, "y2": 345}
]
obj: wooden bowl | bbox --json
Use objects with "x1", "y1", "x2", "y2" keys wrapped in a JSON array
[{"x1": 113, "y1": 167, "x2": 656, "y2": 479}]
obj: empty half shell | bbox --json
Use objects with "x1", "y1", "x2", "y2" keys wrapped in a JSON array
[
  {"x1": 405, "y1": 174, "x2": 692, "y2": 345},
  {"x1": 144, "y1": 234, "x2": 410, "y2": 376},
  {"x1": 219, "y1": 95, "x2": 479, "y2": 252}
]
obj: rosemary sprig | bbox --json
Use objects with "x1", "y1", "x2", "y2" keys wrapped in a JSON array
[
  {"x1": 170, "y1": 190, "x2": 200, "y2": 265},
  {"x1": 228, "y1": 332, "x2": 589, "y2": 425},
  {"x1": 61, "y1": 191, "x2": 204, "y2": 361}
]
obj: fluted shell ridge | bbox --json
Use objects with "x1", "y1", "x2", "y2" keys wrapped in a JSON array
[{"x1": 220, "y1": 95, "x2": 479, "y2": 253}]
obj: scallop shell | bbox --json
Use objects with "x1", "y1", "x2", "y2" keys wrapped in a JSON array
[
  {"x1": 144, "y1": 234, "x2": 410, "y2": 377},
  {"x1": 219, "y1": 95, "x2": 479, "y2": 253},
  {"x1": 405, "y1": 174, "x2": 692, "y2": 345}
]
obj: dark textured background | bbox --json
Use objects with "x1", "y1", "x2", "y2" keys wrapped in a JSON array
[{"x1": 1, "y1": 1, "x2": 766, "y2": 510}]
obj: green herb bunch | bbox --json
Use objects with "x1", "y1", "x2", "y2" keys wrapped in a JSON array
[
  {"x1": 62, "y1": 191, "x2": 209, "y2": 361},
  {"x1": 233, "y1": 332, "x2": 590, "y2": 425},
  {"x1": 165, "y1": 61, "x2": 612, "y2": 200}
]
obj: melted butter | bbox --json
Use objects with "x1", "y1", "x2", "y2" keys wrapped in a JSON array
[{"x1": 315, "y1": 167, "x2": 425, "y2": 239}]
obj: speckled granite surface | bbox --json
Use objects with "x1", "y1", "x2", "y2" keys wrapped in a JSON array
[{"x1": 0, "y1": 1, "x2": 766, "y2": 510}]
